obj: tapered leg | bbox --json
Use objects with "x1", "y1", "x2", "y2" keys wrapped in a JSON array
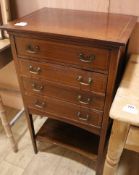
[
  {"x1": 0, "y1": 96, "x2": 18, "y2": 152},
  {"x1": 26, "y1": 112, "x2": 38, "y2": 153},
  {"x1": 103, "y1": 121, "x2": 130, "y2": 175},
  {"x1": 96, "y1": 128, "x2": 108, "y2": 175}
]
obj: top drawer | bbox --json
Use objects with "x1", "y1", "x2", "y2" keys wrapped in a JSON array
[{"x1": 15, "y1": 36, "x2": 110, "y2": 73}]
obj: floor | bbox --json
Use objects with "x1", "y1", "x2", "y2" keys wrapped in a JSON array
[{"x1": 0, "y1": 107, "x2": 139, "y2": 175}]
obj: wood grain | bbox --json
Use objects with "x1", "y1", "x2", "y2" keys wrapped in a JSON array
[
  {"x1": 36, "y1": 118, "x2": 99, "y2": 160},
  {"x1": 125, "y1": 126, "x2": 139, "y2": 152},
  {"x1": 15, "y1": 36, "x2": 110, "y2": 73},
  {"x1": 1, "y1": 107, "x2": 139, "y2": 175},
  {"x1": 128, "y1": 23, "x2": 139, "y2": 54},
  {"x1": 104, "y1": 54, "x2": 139, "y2": 175},
  {"x1": 110, "y1": 0, "x2": 139, "y2": 16},
  {"x1": 19, "y1": 59, "x2": 108, "y2": 94},
  {"x1": 24, "y1": 94, "x2": 103, "y2": 128},
  {"x1": 10, "y1": 0, "x2": 139, "y2": 54},
  {"x1": 109, "y1": 54, "x2": 139, "y2": 126},
  {"x1": 2, "y1": 8, "x2": 137, "y2": 46},
  {"x1": 103, "y1": 121, "x2": 130, "y2": 175},
  {"x1": 47, "y1": 0, "x2": 109, "y2": 12},
  {"x1": 4, "y1": 8, "x2": 136, "y2": 175},
  {"x1": 22, "y1": 77, "x2": 105, "y2": 111},
  {"x1": 0, "y1": 96, "x2": 18, "y2": 152},
  {"x1": 12, "y1": 0, "x2": 109, "y2": 18},
  {"x1": 110, "y1": 1, "x2": 139, "y2": 54}
]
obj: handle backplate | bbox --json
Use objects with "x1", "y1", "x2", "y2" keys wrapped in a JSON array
[
  {"x1": 32, "y1": 83, "x2": 44, "y2": 92},
  {"x1": 29, "y1": 65, "x2": 41, "y2": 75},
  {"x1": 26, "y1": 45, "x2": 40, "y2": 54},
  {"x1": 77, "y1": 95, "x2": 91, "y2": 105},
  {"x1": 79, "y1": 53, "x2": 95, "y2": 63},
  {"x1": 77, "y1": 112, "x2": 89, "y2": 121},
  {"x1": 35, "y1": 100, "x2": 46, "y2": 109},
  {"x1": 77, "y1": 76, "x2": 92, "y2": 86}
]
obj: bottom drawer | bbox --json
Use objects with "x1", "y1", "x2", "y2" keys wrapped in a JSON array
[{"x1": 24, "y1": 95, "x2": 103, "y2": 128}]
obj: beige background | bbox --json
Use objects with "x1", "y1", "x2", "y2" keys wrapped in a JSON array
[{"x1": 10, "y1": 0, "x2": 139, "y2": 54}]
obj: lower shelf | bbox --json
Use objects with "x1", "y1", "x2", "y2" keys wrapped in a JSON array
[{"x1": 36, "y1": 118, "x2": 99, "y2": 160}]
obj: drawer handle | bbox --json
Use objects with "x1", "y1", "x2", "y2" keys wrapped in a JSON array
[
  {"x1": 79, "y1": 53, "x2": 95, "y2": 63},
  {"x1": 32, "y1": 83, "x2": 44, "y2": 92},
  {"x1": 29, "y1": 65, "x2": 41, "y2": 75},
  {"x1": 77, "y1": 112, "x2": 89, "y2": 121},
  {"x1": 77, "y1": 95, "x2": 91, "y2": 105},
  {"x1": 35, "y1": 101, "x2": 46, "y2": 109},
  {"x1": 77, "y1": 76, "x2": 92, "y2": 86},
  {"x1": 26, "y1": 45, "x2": 40, "y2": 54}
]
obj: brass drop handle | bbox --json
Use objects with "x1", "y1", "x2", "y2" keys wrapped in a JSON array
[
  {"x1": 35, "y1": 100, "x2": 46, "y2": 109},
  {"x1": 32, "y1": 83, "x2": 44, "y2": 92},
  {"x1": 79, "y1": 53, "x2": 95, "y2": 63},
  {"x1": 77, "y1": 76, "x2": 92, "y2": 86},
  {"x1": 77, "y1": 112, "x2": 89, "y2": 121},
  {"x1": 77, "y1": 95, "x2": 91, "y2": 105},
  {"x1": 26, "y1": 45, "x2": 40, "y2": 54},
  {"x1": 29, "y1": 65, "x2": 41, "y2": 75}
]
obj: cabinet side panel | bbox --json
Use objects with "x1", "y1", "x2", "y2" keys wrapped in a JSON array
[{"x1": 97, "y1": 47, "x2": 124, "y2": 174}]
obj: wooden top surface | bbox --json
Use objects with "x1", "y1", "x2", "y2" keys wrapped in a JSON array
[
  {"x1": 1, "y1": 8, "x2": 137, "y2": 46},
  {"x1": 110, "y1": 54, "x2": 139, "y2": 126}
]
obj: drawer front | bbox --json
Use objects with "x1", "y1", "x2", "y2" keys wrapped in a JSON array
[
  {"x1": 22, "y1": 77, "x2": 105, "y2": 111},
  {"x1": 24, "y1": 95, "x2": 103, "y2": 128},
  {"x1": 15, "y1": 36, "x2": 110, "y2": 72},
  {"x1": 19, "y1": 60, "x2": 107, "y2": 94}
]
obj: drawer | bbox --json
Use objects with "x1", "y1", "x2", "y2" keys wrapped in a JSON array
[
  {"x1": 24, "y1": 94, "x2": 103, "y2": 128},
  {"x1": 19, "y1": 59, "x2": 107, "y2": 94},
  {"x1": 15, "y1": 36, "x2": 110, "y2": 73},
  {"x1": 22, "y1": 77, "x2": 105, "y2": 111}
]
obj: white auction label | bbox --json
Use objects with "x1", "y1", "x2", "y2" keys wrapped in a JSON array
[
  {"x1": 123, "y1": 104, "x2": 138, "y2": 115},
  {"x1": 14, "y1": 22, "x2": 28, "y2": 26}
]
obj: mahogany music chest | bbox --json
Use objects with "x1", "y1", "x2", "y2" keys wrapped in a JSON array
[{"x1": 2, "y1": 8, "x2": 137, "y2": 175}]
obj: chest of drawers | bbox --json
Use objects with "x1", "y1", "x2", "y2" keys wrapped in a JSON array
[{"x1": 2, "y1": 8, "x2": 137, "y2": 175}]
